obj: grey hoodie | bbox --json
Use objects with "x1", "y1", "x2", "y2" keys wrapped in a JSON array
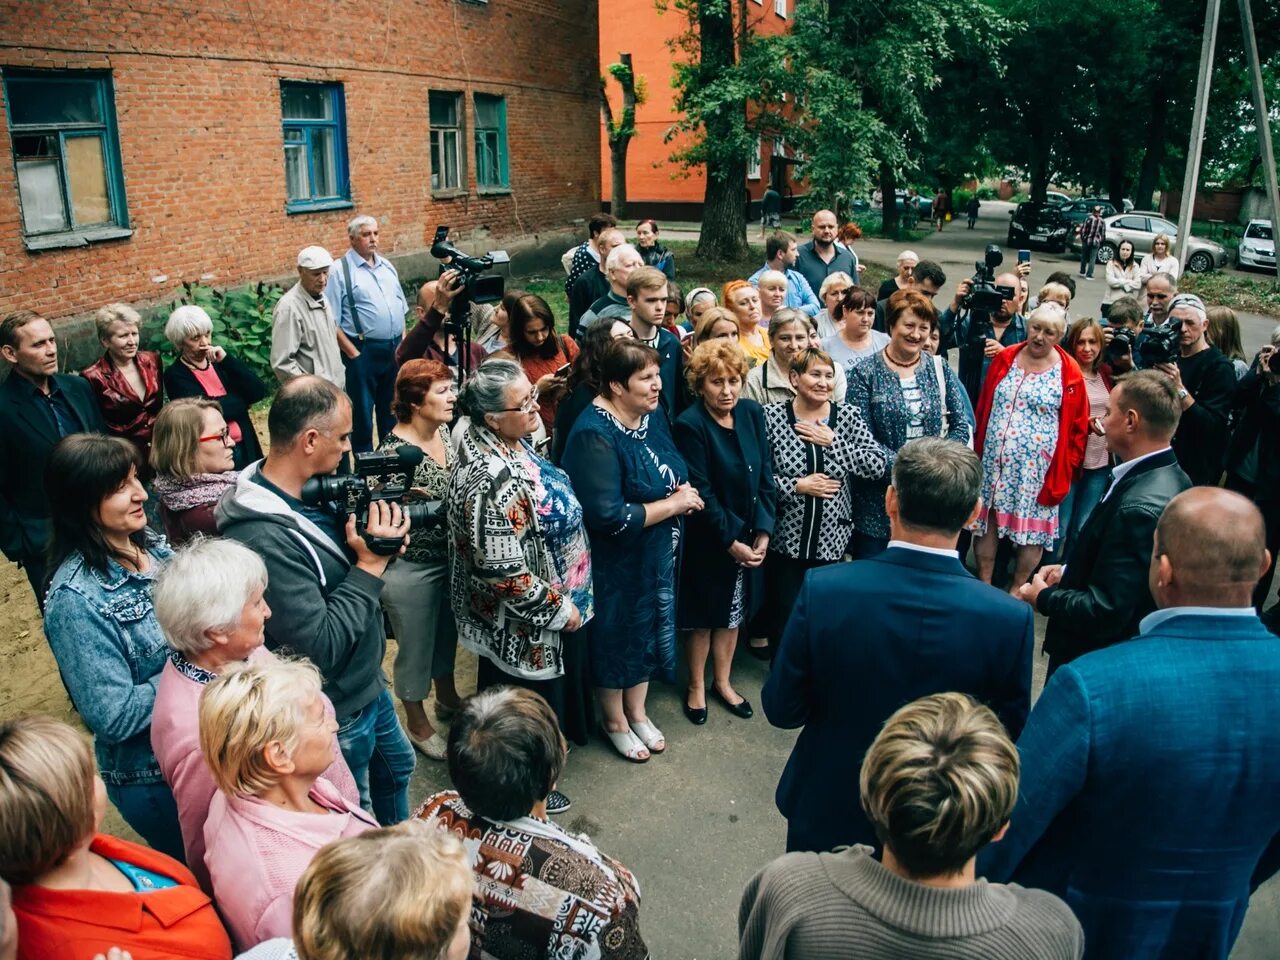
[{"x1": 216, "y1": 463, "x2": 386, "y2": 718}]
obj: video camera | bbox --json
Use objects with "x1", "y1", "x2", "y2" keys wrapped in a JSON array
[
  {"x1": 963, "y1": 245, "x2": 1018, "y2": 346},
  {"x1": 431, "y1": 225, "x2": 508, "y2": 314},
  {"x1": 300, "y1": 446, "x2": 444, "y2": 556},
  {"x1": 1104, "y1": 324, "x2": 1180, "y2": 367}
]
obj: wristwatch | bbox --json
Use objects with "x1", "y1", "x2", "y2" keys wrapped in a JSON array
[{"x1": 1177, "y1": 387, "x2": 1190, "y2": 401}]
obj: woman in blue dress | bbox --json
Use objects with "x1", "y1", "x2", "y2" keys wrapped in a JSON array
[{"x1": 562, "y1": 340, "x2": 704, "y2": 763}]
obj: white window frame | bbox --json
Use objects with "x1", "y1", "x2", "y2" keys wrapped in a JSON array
[
  {"x1": 747, "y1": 136, "x2": 762, "y2": 180},
  {"x1": 774, "y1": 0, "x2": 788, "y2": 16},
  {"x1": 429, "y1": 91, "x2": 465, "y2": 194}
]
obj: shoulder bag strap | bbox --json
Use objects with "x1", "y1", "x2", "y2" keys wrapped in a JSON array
[
  {"x1": 340, "y1": 256, "x2": 365, "y2": 343},
  {"x1": 934, "y1": 353, "x2": 950, "y2": 438}
]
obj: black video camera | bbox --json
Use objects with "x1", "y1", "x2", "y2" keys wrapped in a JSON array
[
  {"x1": 431, "y1": 225, "x2": 508, "y2": 314},
  {"x1": 300, "y1": 446, "x2": 444, "y2": 556},
  {"x1": 1137, "y1": 324, "x2": 1180, "y2": 367},
  {"x1": 963, "y1": 245, "x2": 1018, "y2": 346}
]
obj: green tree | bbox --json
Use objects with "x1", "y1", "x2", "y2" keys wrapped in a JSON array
[{"x1": 600, "y1": 53, "x2": 646, "y2": 218}]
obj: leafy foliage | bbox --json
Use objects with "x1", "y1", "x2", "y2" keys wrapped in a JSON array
[{"x1": 144, "y1": 281, "x2": 284, "y2": 386}]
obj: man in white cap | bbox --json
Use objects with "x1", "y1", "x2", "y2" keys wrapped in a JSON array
[{"x1": 271, "y1": 245, "x2": 346, "y2": 389}]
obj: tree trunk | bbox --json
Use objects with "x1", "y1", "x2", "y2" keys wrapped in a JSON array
[
  {"x1": 879, "y1": 163, "x2": 899, "y2": 237},
  {"x1": 1107, "y1": 144, "x2": 1127, "y2": 211},
  {"x1": 610, "y1": 146, "x2": 629, "y2": 218},
  {"x1": 1028, "y1": 125, "x2": 1050, "y2": 202},
  {"x1": 1134, "y1": 81, "x2": 1168, "y2": 210},
  {"x1": 600, "y1": 52, "x2": 637, "y2": 220},
  {"x1": 695, "y1": 1, "x2": 749, "y2": 260}
]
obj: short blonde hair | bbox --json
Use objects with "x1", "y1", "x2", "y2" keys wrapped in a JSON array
[
  {"x1": 94, "y1": 303, "x2": 142, "y2": 341},
  {"x1": 819, "y1": 272, "x2": 854, "y2": 298},
  {"x1": 150, "y1": 397, "x2": 224, "y2": 480},
  {"x1": 199, "y1": 658, "x2": 324, "y2": 798},
  {"x1": 1037, "y1": 282, "x2": 1072, "y2": 308},
  {"x1": 693, "y1": 306, "x2": 739, "y2": 344},
  {"x1": 294, "y1": 820, "x2": 472, "y2": 960},
  {"x1": 860, "y1": 693, "x2": 1018, "y2": 878},
  {"x1": 1027, "y1": 302, "x2": 1068, "y2": 338},
  {"x1": 686, "y1": 338, "x2": 748, "y2": 392},
  {"x1": 757, "y1": 269, "x2": 788, "y2": 292},
  {"x1": 0, "y1": 716, "x2": 96, "y2": 885},
  {"x1": 165, "y1": 304, "x2": 213, "y2": 348}
]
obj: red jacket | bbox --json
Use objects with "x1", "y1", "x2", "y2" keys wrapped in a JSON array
[
  {"x1": 13, "y1": 833, "x2": 232, "y2": 960},
  {"x1": 974, "y1": 342, "x2": 1090, "y2": 508}
]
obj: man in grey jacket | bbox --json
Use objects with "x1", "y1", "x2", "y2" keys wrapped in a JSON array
[
  {"x1": 217, "y1": 375, "x2": 415, "y2": 823},
  {"x1": 270, "y1": 245, "x2": 346, "y2": 389}
]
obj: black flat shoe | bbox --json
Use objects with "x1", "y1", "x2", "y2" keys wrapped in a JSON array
[
  {"x1": 713, "y1": 688, "x2": 754, "y2": 719},
  {"x1": 683, "y1": 696, "x2": 708, "y2": 725},
  {"x1": 746, "y1": 643, "x2": 772, "y2": 661}
]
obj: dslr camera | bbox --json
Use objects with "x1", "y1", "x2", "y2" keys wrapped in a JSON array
[
  {"x1": 963, "y1": 245, "x2": 1018, "y2": 346},
  {"x1": 1136, "y1": 324, "x2": 1180, "y2": 366},
  {"x1": 301, "y1": 446, "x2": 444, "y2": 556}
]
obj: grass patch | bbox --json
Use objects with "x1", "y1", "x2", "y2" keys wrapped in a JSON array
[{"x1": 1180, "y1": 270, "x2": 1280, "y2": 319}]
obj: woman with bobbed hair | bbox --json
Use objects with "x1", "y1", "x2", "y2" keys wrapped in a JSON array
[
  {"x1": 81, "y1": 302, "x2": 164, "y2": 473},
  {"x1": 41, "y1": 433, "x2": 183, "y2": 858},
  {"x1": 739, "y1": 693, "x2": 1082, "y2": 959},
  {"x1": 500, "y1": 292, "x2": 579, "y2": 433},
  {"x1": 150, "y1": 537, "x2": 359, "y2": 893},
  {"x1": 416, "y1": 687, "x2": 647, "y2": 960},
  {"x1": 675, "y1": 340, "x2": 775, "y2": 724},
  {"x1": 562, "y1": 340, "x2": 702, "y2": 761},
  {"x1": 199, "y1": 658, "x2": 377, "y2": 951},
  {"x1": 551, "y1": 318, "x2": 635, "y2": 464},
  {"x1": 974, "y1": 303, "x2": 1089, "y2": 592},
  {"x1": 0, "y1": 715, "x2": 232, "y2": 960},
  {"x1": 150, "y1": 397, "x2": 238, "y2": 545},
  {"x1": 822, "y1": 286, "x2": 889, "y2": 376},
  {"x1": 448, "y1": 359, "x2": 592, "y2": 807},
  {"x1": 162, "y1": 304, "x2": 266, "y2": 469},
  {"x1": 743, "y1": 308, "x2": 847, "y2": 404},
  {"x1": 1207, "y1": 305, "x2": 1249, "y2": 379},
  {"x1": 814, "y1": 271, "x2": 854, "y2": 339},
  {"x1": 723, "y1": 279, "x2": 769, "y2": 367},
  {"x1": 845, "y1": 289, "x2": 972, "y2": 559},
  {"x1": 378, "y1": 359, "x2": 462, "y2": 759}
]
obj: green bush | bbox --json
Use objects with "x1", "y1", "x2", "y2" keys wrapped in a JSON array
[
  {"x1": 145, "y1": 281, "x2": 284, "y2": 386},
  {"x1": 1179, "y1": 271, "x2": 1280, "y2": 319},
  {"x1": 977, "y1": 186, "x2": 998, "y2": 200}
]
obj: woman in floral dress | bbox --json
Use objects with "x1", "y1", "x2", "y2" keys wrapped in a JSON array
[{"x1": 973, "y1": 304, "x2": 1090, "y2": 594}]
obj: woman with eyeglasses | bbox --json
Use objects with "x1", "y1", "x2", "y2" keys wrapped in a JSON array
[
  {"x1": 448, "y1": 360, "x2": 593, "y2": 812},
  {"x1": 149, "y1": 398, "x2": 239, "y2": 546},
  {"x1": 1139, "y1": 232, "x2": 1180, "y2": 282}
]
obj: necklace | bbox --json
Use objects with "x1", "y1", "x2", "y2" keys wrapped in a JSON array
[{"x1": 884, "y1": 346, "x2": 921, "y2": 369}]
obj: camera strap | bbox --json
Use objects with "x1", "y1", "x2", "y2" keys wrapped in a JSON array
[{"x1": 341, "y1": 256, "x2": 365, "y2": 343}]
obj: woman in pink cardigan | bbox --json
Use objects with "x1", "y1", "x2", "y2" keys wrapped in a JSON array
[
  {"x1": 198, "y1": 657, "x2": 377, "y2": 952},
  {"x1": 150, "y1": 538, "x2": 358, "y2": 893}
]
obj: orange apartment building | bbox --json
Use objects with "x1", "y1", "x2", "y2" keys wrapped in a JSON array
[{"x1": 599, "y1": 0, "x2": 799, "y2": 220}]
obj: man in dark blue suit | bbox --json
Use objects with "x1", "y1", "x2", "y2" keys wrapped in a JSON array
[
  {"x1": 981, "y1": 488, "x2": 1280, "y2": 959},
  {"x1": 763, "y1": 437, "x2": 1034, "y2": 854}
]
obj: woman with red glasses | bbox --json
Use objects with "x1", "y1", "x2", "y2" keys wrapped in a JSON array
[{"x1": 149, "y1": 398, "x2": 239, "y2": 546}]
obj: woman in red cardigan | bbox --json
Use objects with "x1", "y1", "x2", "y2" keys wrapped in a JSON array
[
  {"x1": 973, "y1": 304, "x2": 1089, "y2": 595},
  {"x1": 0, "y1": 715, "x2": 231, "y2": 960}
]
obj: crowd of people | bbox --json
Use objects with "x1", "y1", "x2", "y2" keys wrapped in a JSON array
[{"x1": 0, "y1": 208, "x2": 1278, "y2": 960}]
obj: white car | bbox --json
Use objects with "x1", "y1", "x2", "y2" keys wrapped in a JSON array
[{"x1": 1237, "y1": 219, "x2": 1276, "y2": 271}]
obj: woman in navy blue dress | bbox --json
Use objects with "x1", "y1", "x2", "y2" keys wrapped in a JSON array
[{"x1": 562, "y1": 340, "x2": 704, "y2": 763}]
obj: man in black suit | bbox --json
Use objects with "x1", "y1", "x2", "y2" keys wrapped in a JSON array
[
  {"x1": 1020, "y1": 370, "x2": 1191, "y2": 673},
  {"x1": 763, "y1": 437, "x2": 1033, "y2": 854},
  {"x1": 0, "y1": 311, "x2": 107, "y2": 605}
]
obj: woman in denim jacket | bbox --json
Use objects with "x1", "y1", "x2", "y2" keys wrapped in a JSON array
[{"x1": 42, "y1": 433, "x2": 183, "y2": 859}]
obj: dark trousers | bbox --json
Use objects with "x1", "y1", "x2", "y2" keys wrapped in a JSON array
[
  {"x1": 477, "y1": 656, "x2": 572, "y2": 738},
  {"x1": 1079, "y1": 242, "x2": 1100, "y2": 278},
  {"x1": 342, "y1": 336, "x2": 401, "y2": 454},
  {"x1": 767, "y1": 552, "x2": 832, "y2": 644},
  {"x1": 22, "y1": 555, "x2": 47, "y2": 612},
  {"x1": 1226, "y1": 474, "x2": 1280, "y2": 609}
]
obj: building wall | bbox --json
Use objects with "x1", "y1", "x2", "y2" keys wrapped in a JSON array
[
  {"x1": 599, "y1": 0, "x2": 793, "y2": 214},
  {"x1": 0, "y1": 0, "x2": 601, "y2": 326}
]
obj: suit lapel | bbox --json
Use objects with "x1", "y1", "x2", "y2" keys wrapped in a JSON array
[
  {"x1": 2, "y1": 376, "x2": 58, "y2": 447},
  {"x1": 1071, "y1": 451, "x2": 1177, "y2": 565},
  {"x1": 58, "y1": 375, "x2": 97, "y2": 432}
]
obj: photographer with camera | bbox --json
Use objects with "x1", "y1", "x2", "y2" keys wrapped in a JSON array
[
  {"x1": 1158, "y1": 294, "x2": 1237, "y2": 487},
  {"x1": 1225, "y1": 325, "x2": 1280, "y2": 611},
  {"x1": 396, "y1": 272, "x2": 487, "y2": 388},
  {"x1": 941, "y1": 248, "x2": 1029, "y2": 408},
  {"x1": 216, "y1": 375, "x2": 416, "y2": 825}
]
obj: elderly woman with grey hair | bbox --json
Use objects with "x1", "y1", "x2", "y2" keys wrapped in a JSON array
[
  {"x1": 149, "y1": 536, "x2": 358, "y2": 890},
  {"x1": 161, "y1": 304, "x2": 266, "y2": 468},
  {"x1": 447, "y1": 359, "x2": 592, "y2": 812}
]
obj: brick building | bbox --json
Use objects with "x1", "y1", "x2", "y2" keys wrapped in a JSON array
[
  {"x1": 599, "y1": 0, "x2": 797, "y2": 220},
  {"x1": 0, "y1": 0, "x2": 601, "y2": 347}
]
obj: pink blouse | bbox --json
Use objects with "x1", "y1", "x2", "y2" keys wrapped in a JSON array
[
  {"x1": 189, "y1": 364, "x2": 242, "y2": 443},
  {"x1": 1082, "y1": 372, "x2": 1111, "y2": 470}
]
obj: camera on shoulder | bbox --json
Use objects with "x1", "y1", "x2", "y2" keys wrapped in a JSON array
[{"x1": 963, "y1": 245, "x2": 1017, "y2": 345}]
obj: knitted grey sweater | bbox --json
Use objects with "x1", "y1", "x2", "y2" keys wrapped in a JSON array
[{"x1": 738, "y1": 846, "x2": 1083, "y2": 960}]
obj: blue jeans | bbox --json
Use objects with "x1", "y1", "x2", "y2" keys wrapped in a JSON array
[
  {"x1": 342, "y1": 337, "x2": 400, "y2": 453},
  {"x1": 1053, "y1": 466, "x2": 1111, "y2": 564},
  {"x1": 1079, "y1": 243, "x2": 1100, "y2": 278},
  {"x1": 106, "y1": 780, "x2": 186, "y2": 863},
  {"x1": 336, "y1": 689, "x2": 415, "y2": 824}
]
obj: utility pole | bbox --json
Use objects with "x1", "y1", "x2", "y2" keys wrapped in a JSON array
[
  {"x1": 1238, "y1": 0, "x2": 1280, "y2": 279},
  {"x1": 1173, "y1": 0, "x2": 1221, "y2": 270}
]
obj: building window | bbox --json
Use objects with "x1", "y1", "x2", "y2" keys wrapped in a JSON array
[
  {"x1": 774, "y1": 0, "x2": 788, "y2": 16},
  {"x1": 747, "y1": 136, "x2": 762, "y2": 180},
  {"x1": 280, "y1": 81, "x2": 350, "y2": 212},
  {"x1": 473, "y1": 93, "x2": 509, "y2": 191},
  {"x1": 3, "y1": 68, "x2": 129, "y2": 248},
  {"x1": 429, "y1": 92, "x2": 464, "y2": 193}
]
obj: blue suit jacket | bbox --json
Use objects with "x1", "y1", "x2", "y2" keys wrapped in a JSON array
[
  {"x1": 979, "y1": 612, "x2": 1280, "y2": 960},
  {"x1": 763, "y1": 545, "x2": 1034, "y2": 854}
]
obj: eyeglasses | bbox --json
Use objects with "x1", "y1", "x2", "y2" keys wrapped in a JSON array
[
  {"x1": 198, "y1": 429, "x2": 232, "y2": 444},
  {"x1": 499, "y1": 388, "x2": 540, "y2": 414}
]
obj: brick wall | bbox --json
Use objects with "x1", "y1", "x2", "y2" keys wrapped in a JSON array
[{"x1": 0, "y1": 0, "x2": 601, "y2": 326}]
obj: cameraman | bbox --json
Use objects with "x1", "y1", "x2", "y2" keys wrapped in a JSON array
[
  {"x1": 396, "y1": 270, "x2": 486, "y2": 388},
  {"x1": 1100, "y1": 296, "x2": 1148, "y2": 375},
  {"x1": 1225, "y1": 326, "x2": 1280, "y2": 610},
  {"x1": 217, "y1": 375, "x2": 416, "y2": 824},
  {"x1": 941, "y1": 266, "x2": 1029, "y2": 407},
  {"x1": 1159, "y1": 293, "x2": 1237, "y2": 486}
]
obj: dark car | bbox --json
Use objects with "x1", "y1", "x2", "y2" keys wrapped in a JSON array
[{"x1": 1007, "y1": 201, "x2": 1071, "y2": 252}]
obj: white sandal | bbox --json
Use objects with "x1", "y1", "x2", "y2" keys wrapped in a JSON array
[
  {"x1": 603, "y1": 727, "x2": 650, "y2": 763},
  {"x1": 629, "y1": 719, "x2": 666, "y2": 754}
]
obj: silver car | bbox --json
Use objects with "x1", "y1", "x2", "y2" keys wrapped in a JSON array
[
  {"x1": 1237, "y1": 219, "x2": 1275, "y2": 271},
  {"x1": 1094, "y1": 212, "x2": 1229, "y2": 274}
]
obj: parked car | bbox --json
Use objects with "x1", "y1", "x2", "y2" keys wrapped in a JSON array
[
  {"x1": 1045, "y1": 190, "x2": 1071, "y2": 206},
  {"x1": 1007, "y1": 201, "x2": 1071, "y2": 252},
  {"x1": 887, "y1": 191, "x2": 933, "y2": 220},
  {"x1": 1094, "y1": 212, "x2": 1229, "y2": 274},
  {"x1": 1237, "y1": 219, "x2": 1276, "y2": 271},
  {"x1": 1063, "y1": 199, "x2": 1119, "y2": 250}
]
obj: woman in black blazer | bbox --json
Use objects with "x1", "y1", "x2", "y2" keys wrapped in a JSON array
[
  {"x1": 162, "y1": 305, "x2": 267, "y2": 469},
  {"x1": 673, "y1": 340, "x2": 775, "y2": 725}
]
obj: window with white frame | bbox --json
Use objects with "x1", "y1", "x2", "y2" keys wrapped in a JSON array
[
  {"x1": 747, "y1": 137, "x2": 762, "y2": 180},
  {"x1": 429, "y1": 91, "x2": 464, "y2": 192},
  {"x1": 775, "y1": 0, "x2": 788, "y2": 15}
]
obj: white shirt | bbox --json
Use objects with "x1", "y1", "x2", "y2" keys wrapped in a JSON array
[
  {"x1": 1101, "y1": 446, "x2": 1172, "y2": 502},
  {"x1": 1139, "y1": 606, "x2": 1256, "y2": 634},
  {"x1": 887, "y1": 539, "x2": 960, "y2": 559}
]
